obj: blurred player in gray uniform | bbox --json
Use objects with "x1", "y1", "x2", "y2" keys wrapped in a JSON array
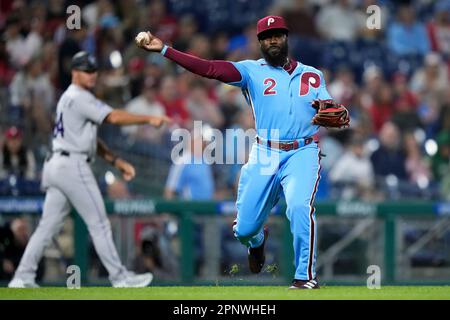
[{"x1": 8, "y1": 51, "x2": 171, "y2": 288}]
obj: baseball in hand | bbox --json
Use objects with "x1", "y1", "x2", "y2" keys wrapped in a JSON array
[{"x1": 135, "y1": 32, "x2": 149, "y2": 46}]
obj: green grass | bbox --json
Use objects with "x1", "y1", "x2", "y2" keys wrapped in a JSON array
[{"x1": 0, "y1": 286, "x2": 449, "y2": 300}]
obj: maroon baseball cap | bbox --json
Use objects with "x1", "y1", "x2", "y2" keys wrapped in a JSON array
[{"x1": 256, "y1": 15, "x2": 289, "y2": 39}]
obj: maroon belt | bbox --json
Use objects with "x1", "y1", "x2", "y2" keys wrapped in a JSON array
[{"x1": 256, "y1": 136, "x2": 314, "y2": 151}]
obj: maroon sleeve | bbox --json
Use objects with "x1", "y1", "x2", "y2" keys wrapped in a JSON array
[{"x1": 164, "y1": 47, "x2": 242, "y2": 83}]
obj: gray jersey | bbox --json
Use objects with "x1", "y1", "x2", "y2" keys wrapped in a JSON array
[{"x1": 52, "y1": 84, "x2": 113, "y2": 158}]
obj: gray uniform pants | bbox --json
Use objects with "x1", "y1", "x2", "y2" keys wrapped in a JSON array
[{"x1": 15, "y1": 153, "x2": 127, "y2": 283}]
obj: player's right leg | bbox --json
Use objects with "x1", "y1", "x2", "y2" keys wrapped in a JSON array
[
  {"x1": 234, "y1": 143, "x2": 283, "y2": 273},
  {"x1": 9, "y1": 187, "x2": 71, "y2": 288}
]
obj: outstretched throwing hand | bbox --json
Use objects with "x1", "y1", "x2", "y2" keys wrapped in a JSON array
[{"x1": 135, "y1": 31, "x2": 164, "y2": 52}]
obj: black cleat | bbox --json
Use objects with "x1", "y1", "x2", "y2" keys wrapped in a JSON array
[
  {"x1": 248, "y1": 226, "x2": 269, "y2": 274},
  {"x1": 289, "y1": 278, "x2": 320, "y2": 289}
]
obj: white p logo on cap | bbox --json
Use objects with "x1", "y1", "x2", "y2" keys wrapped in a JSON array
[{"x1": 267, "y1": 17, "x2": 275, "y2": 26}]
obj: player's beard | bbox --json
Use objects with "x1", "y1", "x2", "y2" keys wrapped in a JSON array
[{"x1": 261, "y1": 41, "x2": 289, "y2": 67}]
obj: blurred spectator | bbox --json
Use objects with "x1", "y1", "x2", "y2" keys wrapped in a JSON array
[
  {"x1": 403, "y1": 131, "x2": 431, "y2": 187},
  {"x1": 147, "y1": 0, "x2": 178, "y2": 44},
  {"x1": 0, "y1": 36, "x2": 15, "y2": 87},
  {"x1": 316, "y1": 0, "x2": 365, "y2": 41},
  {"x1": 418, "y1": 97, "x2": 442, "y2": 139},
  {"x1": 329, "y1": 134, "x2": 375, "y2": 200},
  {"x1": 95, "y1": 2, "x2": 126, "y2": 69},
  {"x1": 431, "y1": 131, "x2": 450, "y2": 182},
  {"x1": 368, "y1": 83, "x2": 395, "y2": 133},
  {"x1": 97, "y1": 0, "x2": 121, "y2": 31},
  {"x1": 94, "y1": 65, "x2": 128, "y2": 108},
  {"x1": 426, "y1": 0, "x2": 450, "y2": 56},
  {"x1": 391, "y1": 72, "x2": 422, "y2": 132},
  {"x1": 40, "y1": 42, "x2": 59, "y2": 89},
  {"x1": 346, "y1": 92, "x2": 374, "y2": 139},
  {"x1": 8, "y1": 54, "x2": 53, "y2": 143},
  {"x1": 387, "y1": 4, "x2": 431, "y2": 56},
  {"x1": 217, "y1": 84, "x2": 247, "y2": 130},
  {"x1": 329, "y1": 66, "x2": 357, "y2": 107},
  {"x1": 370, "y1": 121, "x2": 408, "y2": 181},
  {"x1": 187, "y1": 34, "x2": 212, "y2": 59},
  {"x1": 222, "y1": 107, "x2": 256, "y2": 196},
  {"x1": 116, "y1": 0, "x2": 141, "y2": 40},
  {"x1": 211, "y1": 32, "x2": 230, "y2": 60},
  {"x1": 275, "y1": 1, "x2": 319, "y2": 39},
  {"x1": 410, "y1": 52, "x2": 449, "y2": 105},
  {"x1": 226, "y1": 24, "x2": 260, "y2": 61},
  {"x1": 158, "y1": 75, "x2": 191, "y2": 128},
  {"x1": 82, "y1": 0, "x2": 118, "y2": 29},
  {"x1": 186, "y1": 80, "x2": 224, "y2": 128},
  {"x1": 0, "y1": 218, "x2": 45, "y2": 281},
  {"x1": 317, "y1": 133, "x2": 345, "y2": 174},
  {"x1": 391, "y1": 102, "x2": 423, "y2": 134},
  {"x1": 393, "y1": 72, "x2": 419, "y2": 112},
  {"x1": 164, "y1": 127, "x2": 215, "y2": 200},
  {"x1": 4, "y1": 14, "x2": 43, "y2": 69},
  {"x1": 45, "y1": 0, "x2": 67, "y2": 38},
  {"x1": 9, "y1": 54, "x2": 55, "y2": 114},
  {"x1": 57, "y1": 22, "x2": 87, "y2": 90},
  {"x1": 174, "y1": 71, "x2": 194, "y2": 102},
  {"x1": 133, "y1": 225, "x2": 178, "y2": 280},
  {"x1": 173, "y1": 14, "x2": 198, "y2": 52},
  {"x1": 360, "y1": 65, "x2": 384, "y2": 110},
  {"x1": 127, "y1": 57, "x2": 146, "y2": 98},
  {"x1": 0, "y1": 127, "x2": 36, "y2": 180},
  {"x1": 144, "y1": 55, "x2": 166, "y2": 84},
  {"x1": 121, "y1": 77, "x2": 166, "y2": 144}
]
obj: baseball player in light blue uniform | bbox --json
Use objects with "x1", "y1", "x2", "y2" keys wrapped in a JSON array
[
  {"x1": 136, "y1": 15, "x2": 348, "y2": 289},
  {"x1": 230, "y1": 56, "x2": 330, "y2": 287}
]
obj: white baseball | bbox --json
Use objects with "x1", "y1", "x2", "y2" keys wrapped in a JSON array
[{"x1": 136, "y1": 32, "x2": 149, "y2": 45}]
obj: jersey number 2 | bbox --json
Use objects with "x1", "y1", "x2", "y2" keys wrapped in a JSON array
[
  {"x1": 53, "y1": 113, "x2": 64, "y2": 138},
  {"x1": 263, "y1": 78, "x2": 277, "y2": 95}
]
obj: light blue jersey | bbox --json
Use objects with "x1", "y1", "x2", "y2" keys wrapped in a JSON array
[{"x1": 229, "y1": 59, "x2": 332, "y2": 141}]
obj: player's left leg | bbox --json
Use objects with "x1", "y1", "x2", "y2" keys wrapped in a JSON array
[{"x1": 280, "y1": 144, "x2": 321, "y2": 287}]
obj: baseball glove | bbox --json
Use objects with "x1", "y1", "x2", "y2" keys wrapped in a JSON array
[{"x1": 311, "y1": 99, "x2": 350, "y2": 129}]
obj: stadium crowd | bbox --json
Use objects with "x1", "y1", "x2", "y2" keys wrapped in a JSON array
[{"x1": 0, "y1": 0, "x2": 449, "y2": 203}]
